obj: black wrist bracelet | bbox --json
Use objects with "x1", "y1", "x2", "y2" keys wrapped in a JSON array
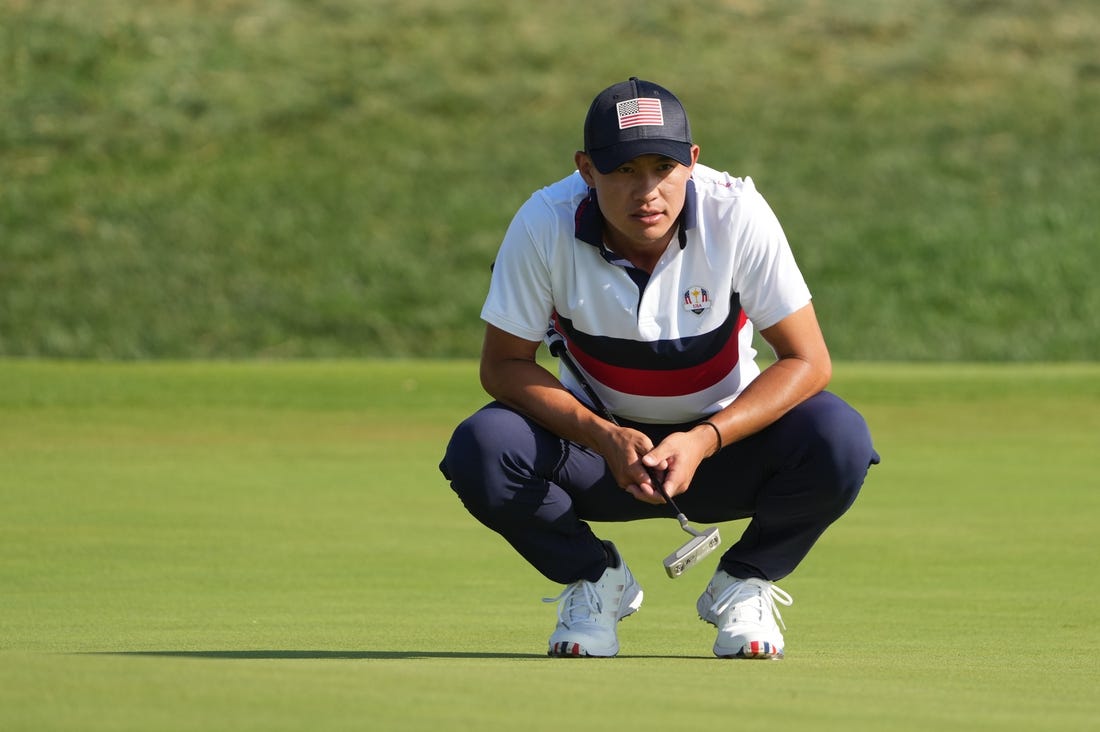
[{"x1": 698, "y1": 420, "x2": 722, "y2": 455}]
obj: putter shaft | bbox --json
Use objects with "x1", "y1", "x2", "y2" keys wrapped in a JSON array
[
  {"x1": 675, "y1": 512, "x2": 704, "y2": 537},
  {"x1": 648, "y1": 469, "x2": 699, "y2": 536}
]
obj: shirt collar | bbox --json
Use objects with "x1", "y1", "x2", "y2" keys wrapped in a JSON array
[{"x1": 574, "y1": 178, "x2": 698, "y2": 253}]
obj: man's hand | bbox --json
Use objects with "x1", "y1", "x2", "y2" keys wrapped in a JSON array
[
  {"x1": 596, "y1": 424, "x2": 717, "y2": 504},
  {"x1": 590, "y1": 424, "x2": 662, "y2": 503},
  {"x1": 637, "y1": 425, "x2": 717, "y2": 501}
]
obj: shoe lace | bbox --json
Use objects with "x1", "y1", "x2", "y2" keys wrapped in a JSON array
[
  {"x1": 709, "y1": 578, "x2": 793, "y2": 630},
  {"x1": 543, "y1": 581, "x2": 601, "y2": 625}
]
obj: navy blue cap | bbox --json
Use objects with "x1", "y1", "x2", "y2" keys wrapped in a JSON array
[{"x1": 583, "y1": 78, "x2": 693, "y2": 174}]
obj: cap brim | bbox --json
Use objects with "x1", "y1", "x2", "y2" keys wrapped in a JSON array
[{"x1": 588, "y1": 139, "x2": 693, "y2": 174}]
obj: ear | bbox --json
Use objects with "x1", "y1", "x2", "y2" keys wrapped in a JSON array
[
  {"x1": 688, "y1": 144, "x2": 701, "y2": 168},
  {"x1": 574, "y1": 151, "x2": 597, "y2": 187}
]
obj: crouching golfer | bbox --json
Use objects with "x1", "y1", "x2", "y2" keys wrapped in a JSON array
[{"x1": 440, "y1": 78, "x2": 879, "y2": 659}]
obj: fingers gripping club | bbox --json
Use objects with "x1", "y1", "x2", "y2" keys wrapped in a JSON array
[{"x1": 546, "y1": 330, "x2": 722, "y2": 578}]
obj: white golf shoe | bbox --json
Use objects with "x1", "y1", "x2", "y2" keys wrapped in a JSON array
[
  {"x1": 544, "y1": 542, "x2": 643, "y2": 657},
  {"x1": 697, "y1": 570, "x2": 793, "y2": 659}
]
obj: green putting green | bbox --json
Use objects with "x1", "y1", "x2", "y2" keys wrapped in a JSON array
[{"x1": 1, "y1": 361, "x2": 1097, "y2": 731}]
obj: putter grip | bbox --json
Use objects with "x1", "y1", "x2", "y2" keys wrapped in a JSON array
[{"x1": 647, "y1": 467, "x2": 688, "y2": 517}]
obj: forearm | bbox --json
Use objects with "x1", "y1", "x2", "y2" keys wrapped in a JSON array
[
  {"x1": 690, "y1": 302, "x2": 832, "y2": 452},
  {"x1": 480, "y1": 355, "x2": 614, "y2": 452},
  {"x1": 698, "y1": 354, "x2": 830, "y2": 449}
]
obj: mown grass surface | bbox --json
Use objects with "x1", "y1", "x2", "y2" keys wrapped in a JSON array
[
  {"x1": 3, "y1": 1, "x2": 1099, "y2": 359},
  {"x1": 2, "y1": 360, "x2": 1098, "y2": 731}
]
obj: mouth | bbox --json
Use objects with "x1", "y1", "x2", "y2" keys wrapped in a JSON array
[{"x1": 632, "y1": 210, "x2": 664, "y2": 226}]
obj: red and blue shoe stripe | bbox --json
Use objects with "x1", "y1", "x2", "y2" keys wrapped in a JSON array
[
  {"x1": 739, "y1": 641, "x2": 782, "y2": 659},
  {"x1": 549, "y1": 641, "x2": 585, "y2": 657}
]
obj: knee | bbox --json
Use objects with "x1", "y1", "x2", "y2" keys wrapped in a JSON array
[
  {"x1": 441, "y1": 404, "x2": 510, "y2": 490},
  {"x1": 816, "y1": 393, "x2": 876, "y2": 471},
  {"x1": 799, "y1": 393, "x2": 878, "y2": 510},
  {"x1": 440, "y1": 403, "x2": 545, "y2": 511}
]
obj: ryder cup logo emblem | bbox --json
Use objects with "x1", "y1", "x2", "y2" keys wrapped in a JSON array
[{"x1": 683, "y1": 286, "x2": 711, "y2": 315}]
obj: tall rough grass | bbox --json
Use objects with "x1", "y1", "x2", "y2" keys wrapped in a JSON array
[{"x1": 2, "y1": 0, "x2": 1098, "y2": 359}]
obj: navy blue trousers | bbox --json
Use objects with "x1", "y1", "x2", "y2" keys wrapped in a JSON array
[{"x1": 440, "y1": 391, "x2": 879, "y2": 585}]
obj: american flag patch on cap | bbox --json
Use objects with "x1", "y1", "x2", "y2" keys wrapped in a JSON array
[{"x1": 616, "y1": 98, "x2": 664, "y2": 129}]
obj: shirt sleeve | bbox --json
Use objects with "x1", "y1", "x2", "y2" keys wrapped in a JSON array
[
  {"x1": 731, "y1": 184, "x2": 812, "y2": 331},
  {"x1": 479, "y1": 195, "x2": 557, "y2": 343}
]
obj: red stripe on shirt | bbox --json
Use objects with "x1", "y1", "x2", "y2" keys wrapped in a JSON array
[{"x1": 563, "y1": 309, "x2": 748, "y2": 398}]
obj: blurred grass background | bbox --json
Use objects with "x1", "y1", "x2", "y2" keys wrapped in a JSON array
[{"x1": 2, "y1": 0, "x2": 1098, "y2": 359}]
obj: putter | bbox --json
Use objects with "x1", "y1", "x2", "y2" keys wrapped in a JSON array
[{"x1": 546, "y1": 331, "x2": 722, "y2": 578}]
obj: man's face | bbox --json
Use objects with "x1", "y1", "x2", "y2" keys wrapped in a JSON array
[{"x1": 576, "y1": 146, "x2": 699, "y2": 255}]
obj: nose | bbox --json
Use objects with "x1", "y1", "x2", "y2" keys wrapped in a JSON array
[{"x1": 633, "y1": 171, "x2": 661, "y2": 201}]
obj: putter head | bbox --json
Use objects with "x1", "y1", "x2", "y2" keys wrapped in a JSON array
[{"x1": 662, "y1": 526, "x2": 721, "y2": 579}]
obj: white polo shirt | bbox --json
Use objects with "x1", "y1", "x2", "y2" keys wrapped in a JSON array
[{"x1": 481, "y1": 163, "x2": 811, "y2": 424}]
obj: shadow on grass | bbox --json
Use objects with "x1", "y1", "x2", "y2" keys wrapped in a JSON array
[
  {"x1": 88, "y1": 650, "x2": 543, "y2": 660},
  {"x1": 87, "y1": 650, "x2": 708, "y2": 660}
]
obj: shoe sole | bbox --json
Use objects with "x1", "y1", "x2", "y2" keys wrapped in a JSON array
[
  {"x1": 715, "y1": 640, "x2": 784, "y2": 660},
  {"x1": 547, "y1": 586, "x2": 643, "y2": 658}
]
